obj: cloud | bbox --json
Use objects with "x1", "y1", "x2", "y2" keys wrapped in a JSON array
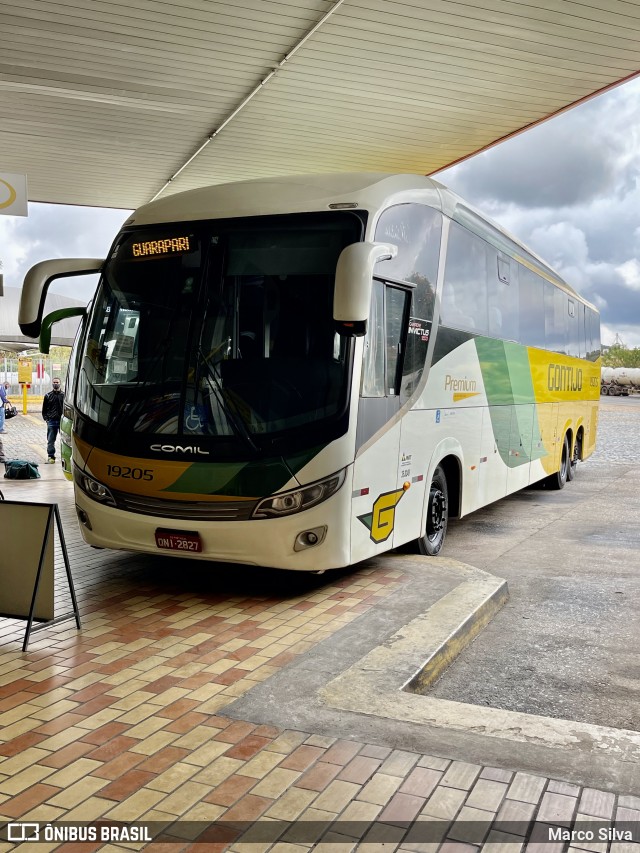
[
  {"x1": 436, "y1": 76, "x2": 640, "y2": 345},
  {"x1": 0, "y1": 203, "x2": 130, "y2": 301},
  {"x1": 617, "y1": 259, "x2": 640, "y2": 291},
  {"x1": 439, "y1": 76, "x2": 640, "y2": 209},
  {"x1": 443, "y1": 123, "x2": 615, "y2": 209}
]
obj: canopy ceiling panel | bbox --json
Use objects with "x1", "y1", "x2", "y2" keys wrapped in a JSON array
[{"x1": 1, "y1": 0, "x2": 638, "y2": 209}]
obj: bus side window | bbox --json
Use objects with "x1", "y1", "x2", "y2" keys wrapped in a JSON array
[
  {"x1": 375, "y1": 204, "x2": 441, "y2": 288},
  {"x1": 544, "y1": 283, "x2": 567, "y2": 354},
  {"x1": 361, "y1": 281, "x2": 410, "y2": 398},
  {"x1": 361, "y1": 281, "x2": 385, "y2": 397},
  {"x1": 519, "y1": 267, "x2": 545, "y2": 349},
  {"x1": 488, "y1": 251, "x2": 519, "y2": 341},
  {"x1": 442, "y1": 222, "x2": 488, "y2": 333},
  {"x1": 567, "y1": 299, "x2": 581, "y2": 357},
  {"x1": 579, "y1": 302, "x2": 587, "y2": 359},
  {"x1": 385, "y1": 286, "x2": 410, "y2": 396},
  {"x1": 586, "y1": 308, "x2": 601, "y2": 360}
]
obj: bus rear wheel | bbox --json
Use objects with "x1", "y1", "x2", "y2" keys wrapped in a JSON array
[
  {"x1": 418, "y1": 466, "x2": 448, "y2": 556},
  {"x1": 567, "y1": 433, "x2": 581, "y2": 481},
  {"x1": 545, "y1": 434, "x2": 569, "y2": 490}
]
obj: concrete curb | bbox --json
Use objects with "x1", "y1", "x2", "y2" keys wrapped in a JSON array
[
  {"x1": 406, "y1": 573, "x2": 509, "y2": 693},
  {"x1": 318, "y1": 562, "x2": 509, "y2": 703},
  {"x1": 227, "y1": 554, "x2": 640, "y2": 791}
]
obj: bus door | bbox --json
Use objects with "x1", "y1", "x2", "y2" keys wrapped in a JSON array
[{"x1": 351, "y1": 280, "x2": 412, "y2": 560}]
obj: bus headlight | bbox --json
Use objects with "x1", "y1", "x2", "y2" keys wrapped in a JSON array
[
  {"x1": 75, "y1": 469, "x2": 116, "y2": 507},
  {"x1": 252, "y1": 469, "x2": 346, "y2": 519}
]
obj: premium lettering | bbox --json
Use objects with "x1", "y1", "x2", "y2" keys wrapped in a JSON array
[{"x1": 445, "y1": 375, "x2": 477, "y2": 392}]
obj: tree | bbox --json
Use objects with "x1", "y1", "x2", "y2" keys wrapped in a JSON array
[{"x1": 602, "y1": 344, "x2": 640, "y2": 368}]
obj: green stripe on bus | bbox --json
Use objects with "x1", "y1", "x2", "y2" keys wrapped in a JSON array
[{"x1": 475, "y1": 338, "x2": 546, "y2": 468}]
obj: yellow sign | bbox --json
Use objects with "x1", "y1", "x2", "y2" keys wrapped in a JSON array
[
  {"x1": 0, "y1": 172, "x2": 28, "y2": 217},
  {"x1": 18, "y1": 357, "x2": 32, "y2": 384},
  {"x1": 132, "y1": 236, "x2": 191, "y2": 257}
]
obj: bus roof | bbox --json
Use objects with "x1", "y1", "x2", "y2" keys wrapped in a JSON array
[{"x1": 124, "y1": 172, "x2": 595, "y2": 311}]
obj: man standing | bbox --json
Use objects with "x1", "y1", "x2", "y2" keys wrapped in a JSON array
[
  {"x1": 42, "y1": 377, "x2": 64, "y2": 463},
  {"x1": 0, "y1": 382, "x2": 6, "y2": 434}
]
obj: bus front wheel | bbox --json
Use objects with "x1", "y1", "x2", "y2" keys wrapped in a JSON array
[{"x1": 418, "y1": 466, "x2": 449, "y2": 556}]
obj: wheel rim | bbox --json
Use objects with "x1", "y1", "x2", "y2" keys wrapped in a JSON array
[
  {"x1": 427, "y1": 487, "x2": 447, "y2": 542},
  {"x1": 560, "y1": 441, "x2": 569, "y2": 480}
]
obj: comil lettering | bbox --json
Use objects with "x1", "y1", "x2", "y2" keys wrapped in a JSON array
[
  {"x1": 548, "y1": 364, "x2": 583, "y2": 392},
  {"x1": 444, "y1": 375, "x2": 477, "y2": 393},
  {"x1": 150, "y1": 444, "x2": 210, "y2": 455}
]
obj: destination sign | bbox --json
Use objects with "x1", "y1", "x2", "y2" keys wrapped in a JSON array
[{"x1": 131, "y1": 236, "x2": 191, "y2": 257}]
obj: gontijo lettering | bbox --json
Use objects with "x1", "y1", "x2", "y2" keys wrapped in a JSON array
[
  {"x1": 132, "y1": 236, "x2": 191, "y2": 257},
  {"x1": 548, "y1": 364, "x2": 583, "y2": 392}
]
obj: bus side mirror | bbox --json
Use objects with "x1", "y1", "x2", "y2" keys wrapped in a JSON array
[
  {"x1": 19, "y1": 258, "x2": 103, "y2": 338},
  {"x1": 334, "y1": 242, "x2": 397, "y2": 337},
  {"x1": 39, "y1": 307, "x2": 88, "y2": 354}
]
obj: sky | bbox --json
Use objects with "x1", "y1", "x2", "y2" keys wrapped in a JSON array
[
  {"x1": 1, "y1": 73, "x2": 639, "y2": 346},
  {"x1": 437, "y1": 75, "x2": 640, "y2": 348}
]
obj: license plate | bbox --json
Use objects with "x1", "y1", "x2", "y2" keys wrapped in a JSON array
[{"x1": 155, "y1": 529, "x2": 203, "y2": 553}]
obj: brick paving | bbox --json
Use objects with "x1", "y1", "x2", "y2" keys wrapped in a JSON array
[{"x1": 0, "y1": 414, "x2": 638, "y2": 851}]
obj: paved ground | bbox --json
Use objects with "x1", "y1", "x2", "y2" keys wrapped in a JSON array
[
  {"x1": 426, "y1": 396, "x2": 640, "y2": 729},
  {"x1": 0, "y1": 404, "x2": 639, "y2": 851}
]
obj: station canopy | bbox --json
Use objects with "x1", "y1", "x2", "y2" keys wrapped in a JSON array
[{"x1": 2, "y1": 0, "x2": 639, "y2": 210}]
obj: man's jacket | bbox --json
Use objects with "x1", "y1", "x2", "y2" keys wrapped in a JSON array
[{"x1": 42, "y1": 390, "x2": 64, "y2": 421}]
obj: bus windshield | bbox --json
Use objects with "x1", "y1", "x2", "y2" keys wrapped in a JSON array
[{"x1": 75, "y1": 212, "x2": 362, "y2": 445}]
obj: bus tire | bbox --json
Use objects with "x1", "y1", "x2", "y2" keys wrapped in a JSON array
[
  {"x1": 568, "y1": 432, "x2": 581, "y2": 482},
  {"x1": 418, "y1": 466, "x2": 449, "y2": 556},
  {"x1": 546, "y1": 434, "x2": 570, "y2": 490}
]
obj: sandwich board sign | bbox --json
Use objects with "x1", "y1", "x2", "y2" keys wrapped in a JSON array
[{"x1": 0, "y1": 500, "x2": 80, "y2": 650}]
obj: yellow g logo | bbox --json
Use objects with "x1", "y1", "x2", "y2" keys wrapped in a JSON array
[{"x1": 358, "y1": 487, "x2": 407, "y2": 543}]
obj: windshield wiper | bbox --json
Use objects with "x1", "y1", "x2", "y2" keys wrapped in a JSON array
[{"x1": 197, "y1": 347, "x2": 259, "y2": 453}]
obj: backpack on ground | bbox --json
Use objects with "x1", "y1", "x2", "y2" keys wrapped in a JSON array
[{"x1": 4, "y1": 459, "x2": 41, "y2": 480}]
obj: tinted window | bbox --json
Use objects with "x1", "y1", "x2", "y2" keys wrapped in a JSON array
[
  {"x1": 567, "y1": 299, "x2": 581, "y2": 357},
  {"x1": 386, "y1": 286, "x2": 410, "y2": 396},
  {"x1": 544, "y1": 282, "x2": 567, "y2": 354},
  {"x1": 376, "y1": 204, "x2": 440, "y2": 395},
  {"x1": 375, "y1": 204, "x2": 441, "y2": 289},
  {"x1": 519, "y1": 268, "x2": 545, "y2": 349},
  {"x1": 578, "y1": 302, "x2": 586, "y2": 359},
  {"x1": 488, "y1": 250, "x2": 519, "y2": 341},
  {"x1": 361, "y1": 282, "x2": 411, "y2": 398},
  {"x1": 361, "y1": 281, "x2": 385, "y2": 397},
  {"x1": 78, "y1": 213, "x2": 360, "y2": 438},
  {"x1": 587, "y1": 308, "x2": 601, "y2": 360},
  {"x1": 442, "y1": 223, "x2": 488, "y2": 333}
]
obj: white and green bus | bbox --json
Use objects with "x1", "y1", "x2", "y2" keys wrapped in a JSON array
[{"x1": 20, "y1": 174, "x2": 600, "y2": 571}]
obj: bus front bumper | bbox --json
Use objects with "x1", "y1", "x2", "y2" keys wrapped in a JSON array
[{"x1": 74, "y1": 483, "x2": 352, "y2": 572}]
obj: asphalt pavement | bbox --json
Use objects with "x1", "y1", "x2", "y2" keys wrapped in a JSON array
[{"x1": 424, "y1": 395, "x2": 640, "y2": 731}]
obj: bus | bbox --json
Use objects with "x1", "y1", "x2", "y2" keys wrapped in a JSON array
[{"x1": 19, "y1": 174, "x2": 600, "y2": 571}]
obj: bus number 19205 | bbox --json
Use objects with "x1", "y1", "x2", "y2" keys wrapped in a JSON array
[{"x1": 107, "y1": 465, "x2": 153, "y2": 481}]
